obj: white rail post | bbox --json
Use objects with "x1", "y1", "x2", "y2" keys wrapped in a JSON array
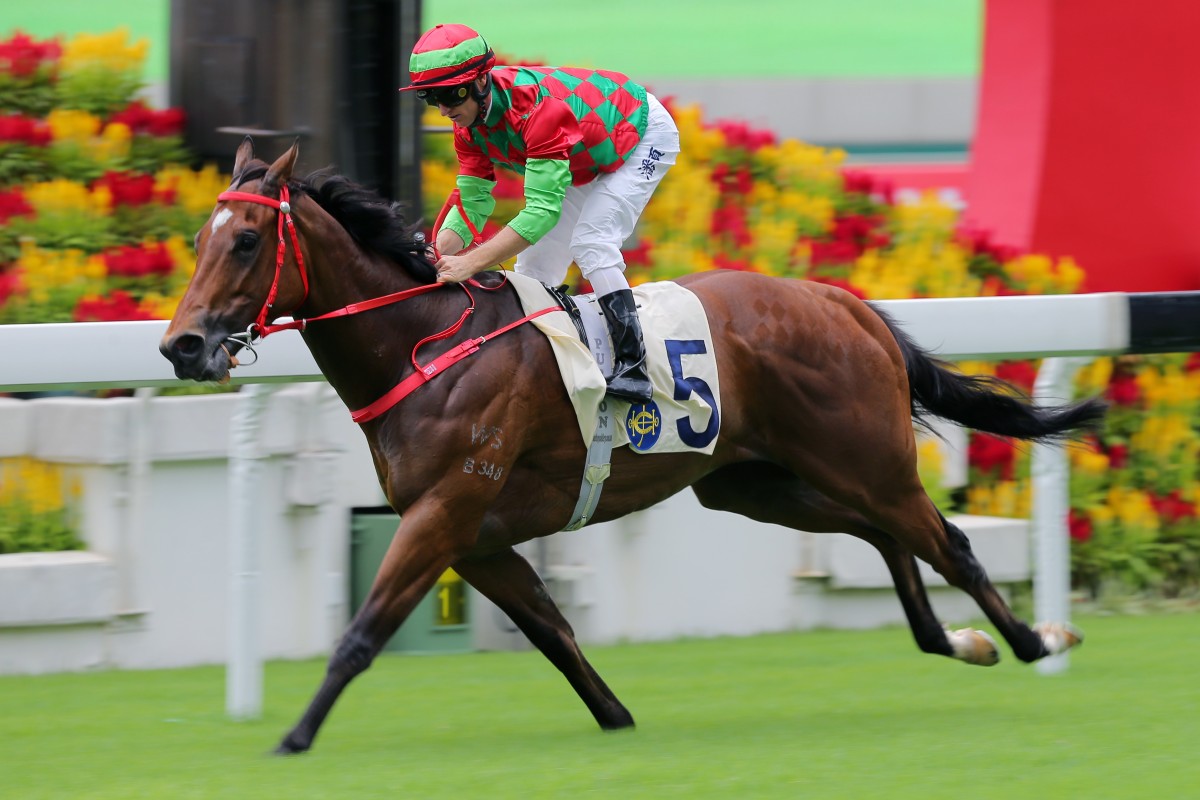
[
  {"x1": 1031, "y1": 356, "x2": 1089, "y2": 675},
  {"x1": 227, "y1": 383, "x2": 274, "y2": 718}
]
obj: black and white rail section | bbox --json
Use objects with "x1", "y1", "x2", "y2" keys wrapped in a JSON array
[{"x1": 2, "y1": 290, "x2": 1197, "y2": 704}]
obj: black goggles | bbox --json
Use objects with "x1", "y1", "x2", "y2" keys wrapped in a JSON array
[{"x1": 416, "y1": 84, "x2": 472, "y2": 108}]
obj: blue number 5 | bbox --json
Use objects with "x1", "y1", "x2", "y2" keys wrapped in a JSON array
[{"x1": 665, "y1": 339, "x2": 720, "y2": 448}]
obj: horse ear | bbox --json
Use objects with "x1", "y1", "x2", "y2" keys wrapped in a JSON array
[
  {"x1": 231, "y1": 136, "x2": 255, "y2": 186},
  {"x1": 263, "y1": 139, "x2": 300, "y2": 191}
]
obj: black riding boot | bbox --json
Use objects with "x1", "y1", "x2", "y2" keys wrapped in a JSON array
[{"x1": 598, "y1": 289, "x2": 653, "y2": 403}]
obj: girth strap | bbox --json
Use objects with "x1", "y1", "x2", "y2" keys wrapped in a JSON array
[{"x1": 563, "y1": 398, "x2": 615, "y2": 531}]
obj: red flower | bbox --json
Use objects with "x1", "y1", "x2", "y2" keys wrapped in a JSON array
[
  {"x1": 622, "y1": 240, "x2": 653, "y2": 268},
  {"x1": 710, "y1": 205, "x2": 751, "y2": 248},
  {"x1": 715, "y1": 119, "x2": 776, "y2": 152},
  {"x1": 1068, "y1": 509, "x2": 1093, "y2": 543},
  {"x1": 1150, "y1": 490, "x2": 1195, "y2": 525},
  {"x1": 93, "y1": 171, "x2": 157, "y2": 207},
  {"x1": 0, "y1": 114, "x2": 51, "y2": 146},
  {"x1": 0, "y1": 189, "x2": 34, "y2": 224},
  {"x1": 1185, "y1": 353, "x2": 1200, "y2": 373},
  {"x1": 1107, "y1": 372, "x2": 1141, "y2": 407},
  {"x1": 74, "y1": 290, "x2": 155, "y2": 322},
  {"x1": 710, "y1": 162, "x2": 754, "y2": 196},
  {"x1": 102, "y1": 243, "x2": 175, "y2": 278},
  {"x1": 956, "y1": 223, "x2": 1021, "y2": 263},
  {"x1": 840, "y1": 170, "x2": 895, "y2": 203},
  {"x1": 0, "y1": 31, "x2": 61, "y2": 78},
  {"x1": 994, "y1": 360, "x2": 1038, "y2": 394},
  {"x1": 0, "y1": 268, "x2": 22, "y2": 307},
  {"x1": 810, "y1": 238, "x2": 861, "y2": 266},
  {"x1": 968, "y1": 432, "x2": 1017, "y2": 480},
  {"x1": 1106, "y1": 442, "x2": 1129, "y2": 470},
  {"x1": 107, "y1": 101, "x2": 186, "y2": 137}
]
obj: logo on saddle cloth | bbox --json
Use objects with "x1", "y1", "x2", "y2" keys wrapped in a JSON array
[
  {"x1": 506, "y1": 273, "x2": 723, "y2": 456},
  {"x1": 625, "y1": 401, "x2": 663, "y2": 451}
]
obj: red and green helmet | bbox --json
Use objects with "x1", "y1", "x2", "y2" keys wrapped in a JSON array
[{"x1": 402, "y1": 23, "x2": 496, "y2": 91}]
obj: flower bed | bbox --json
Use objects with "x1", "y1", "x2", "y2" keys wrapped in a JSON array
[
  {"x1": 0, "y1": 28, "x2": 223, "y2": 553},
  {"x1": 0, "y1": 29, "x2": 215, "y2": 325}
]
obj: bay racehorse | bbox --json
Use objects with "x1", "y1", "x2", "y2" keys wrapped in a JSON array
[{"x1": 161, "y1": 140, "x2": 1104, "y2": 754}]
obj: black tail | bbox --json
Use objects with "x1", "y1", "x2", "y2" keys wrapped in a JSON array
[{"x1": 870, "y1": 305, "x2": 1107, "y2": 442}]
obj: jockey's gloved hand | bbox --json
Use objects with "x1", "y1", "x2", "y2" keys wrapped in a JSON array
[{"x1": 413, "y1": 231, "x2": 438, "y2": 263}]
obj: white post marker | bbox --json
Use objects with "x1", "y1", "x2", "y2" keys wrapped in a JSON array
[
  {"x1": 227, "y1": 383, "x2": 274, "y2": 718},
  {"x1": 1031, "y1": 356, "x2": 1088, "y2": 675}
]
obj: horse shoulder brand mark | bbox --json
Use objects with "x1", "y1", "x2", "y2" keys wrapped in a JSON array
[{"x1": 470, "y1": 423, "x2": 503, "y2": 449}]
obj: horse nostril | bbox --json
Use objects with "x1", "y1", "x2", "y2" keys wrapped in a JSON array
[{"x1": 170, "y1": 333, "x2": 205, "y2": 364}]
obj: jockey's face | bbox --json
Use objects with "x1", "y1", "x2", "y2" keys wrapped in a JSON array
[{"x1": 437, "y1": 76, "x2": 489, "y2": 128}]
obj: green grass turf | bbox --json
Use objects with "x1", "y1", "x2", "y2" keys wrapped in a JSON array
[
  {"x1": 5, "y1": 0, "x2": 982, "y2": 87},
  {"x1": 2, "y1": 612, "x2": 1197, "y2": 798}
]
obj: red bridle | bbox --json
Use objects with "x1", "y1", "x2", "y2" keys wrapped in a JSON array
[
  {"x1": 211, "y1": 184, "x2": 556, "y2": 423},
  {"x1": 217, "y1": 184, "x2": 310, "y2": 336}
]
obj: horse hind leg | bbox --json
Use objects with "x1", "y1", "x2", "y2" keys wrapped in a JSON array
[
  {"x1": 866, "y1": 479, "x2": 1081, "y2": 664},
  {"x1": 934, "y1": 511, "x2": 1082, "y2": 661},
  {"x1": 453, "y1": 547, "x2": 635, "y2": 731},
  {"x1": 692, "y1": 462, "x2": 995, "y2": 666}
]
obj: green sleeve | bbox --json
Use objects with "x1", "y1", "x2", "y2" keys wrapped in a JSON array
[
  {"x1": 506, "y1": 158, "x2": 571, "y2": 244},
  {"x1": 443, "y1": 175, "x2": 497, "y2": 247}
]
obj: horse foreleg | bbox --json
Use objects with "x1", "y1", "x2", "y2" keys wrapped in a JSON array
[
  {"x1": 276, "y1": 502, "x2": 469, "y2": 755},
  {"x1": 454, "y1": 548, "x2": 635, "y2": 731}
]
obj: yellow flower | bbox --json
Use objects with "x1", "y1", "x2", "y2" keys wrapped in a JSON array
[
  {"x1": 155, "y1": 164, "x2": 231, "y2": 216},
  {"x1": 1075, "y1": 358, "x2": 1113, "y2": 395},
  {"x1": 90, "y1": 121, "x2": 132, "y2": 162},
  {"x1": 24, "y1": 178, "x2": 110, "y2": 216},
  {"x1": 0, "y1": 458, "x2": 69, "y2": 515},
  {"x1": 1070, "y1": 446, "x2": 1109, "y2": 475},
  {"x1": 47, "y1": 109, "x2": 102, "y2": 143},
  {"x1": 61, "y1": 28, "x2": 148, "y2": 73}
]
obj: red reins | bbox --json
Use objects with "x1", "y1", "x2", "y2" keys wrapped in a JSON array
[
  {"x1": 214, "y1": 186, "x2": 554, "y2": 423},
  {"x1": 428, "y1": 188, "x2": 485, "y2": 260}
]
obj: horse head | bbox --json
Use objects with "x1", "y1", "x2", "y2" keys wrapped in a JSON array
[{"x1": 160, "y1": 137, "x2": 308, "y2": 382}]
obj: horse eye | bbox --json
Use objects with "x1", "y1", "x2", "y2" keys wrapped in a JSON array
[{"x1": 234, "y1": 231, "x2": 259, "y2": 253}]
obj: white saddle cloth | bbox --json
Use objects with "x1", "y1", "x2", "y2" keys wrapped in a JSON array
[{"x1": 507, "y1": 271, "x2": 722, "y2": 455}]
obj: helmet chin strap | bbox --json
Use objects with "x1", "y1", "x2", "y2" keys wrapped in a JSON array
[{"x1": 468, "y1": 74, "x2": 492, "y2": 128}]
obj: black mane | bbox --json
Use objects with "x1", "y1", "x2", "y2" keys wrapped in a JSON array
[
  {"x1": 298, "y1": 171, "x2": 437, "y2": 282},
  {"x1": 233, "y1": 162, "x2": 436, "y2": 282}
]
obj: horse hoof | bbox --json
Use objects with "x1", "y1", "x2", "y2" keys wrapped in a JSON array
[
  {"x1": 946, "y1": 627, "x2": 1000, "y2": 666},
  {"x1": 273, "y1": 736, "x2": 310, "y2": 756},
  {"x1": 1033, "y1": 622, "x2": 1084, "y2": 656}
]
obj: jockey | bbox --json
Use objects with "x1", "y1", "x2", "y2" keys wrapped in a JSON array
[{"x1": 401, "y1": 23, "x2": 680, "y2": 404}]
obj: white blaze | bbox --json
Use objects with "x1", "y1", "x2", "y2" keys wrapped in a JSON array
[{"x1": 211, "y1": 208, "x2": 233, "y2": 234}]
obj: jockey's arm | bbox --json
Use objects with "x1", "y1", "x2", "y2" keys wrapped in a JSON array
[{"x1": 435, "y1": 158, "x2": 572, "y2": 284}]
